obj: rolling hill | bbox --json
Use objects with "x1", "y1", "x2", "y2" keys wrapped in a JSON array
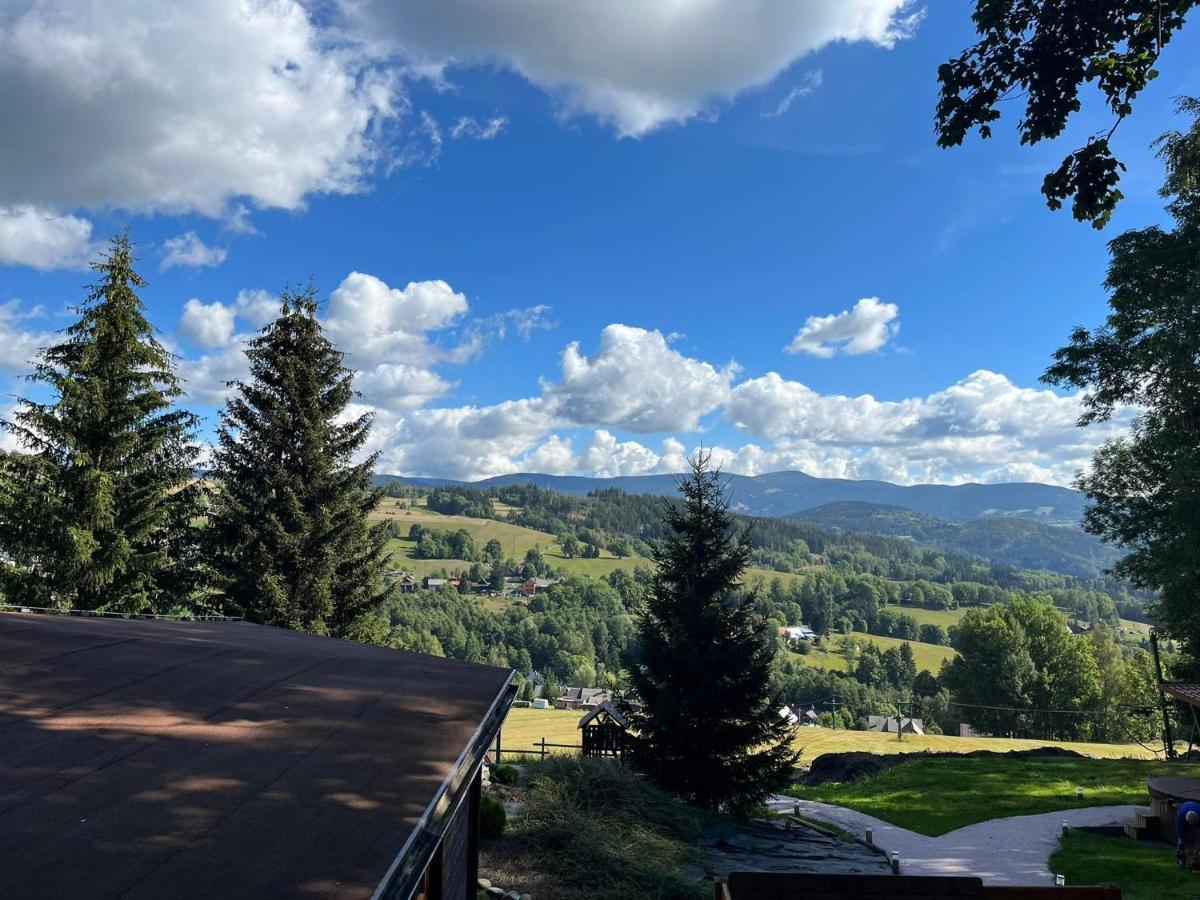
[
  {"x1": 789, "y1": 500, "x2": 1119, "y2": 578},
  {"x1": 376, "y1": 469, "x2": 1086, "y2": 524}
]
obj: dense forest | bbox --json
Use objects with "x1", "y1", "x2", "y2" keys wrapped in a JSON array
[{"x1": 789, "y1": 501, "x2": 1121, "y2": 578}]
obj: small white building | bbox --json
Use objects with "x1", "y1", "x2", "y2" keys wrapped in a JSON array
[{"x1": 780, "y1": 625, "x2": 817, "y2": 643}]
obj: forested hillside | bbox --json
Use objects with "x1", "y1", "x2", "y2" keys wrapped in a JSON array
[
  {"x1": 382, "y1": 480, "x2": 1152, "y2": 624},
  {"x1": 789, "y1": 501, "x2": 1121, "y2": 579}
]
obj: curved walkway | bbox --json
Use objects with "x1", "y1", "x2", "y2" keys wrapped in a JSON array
[{"x1": 767, "y1": 796, "x2": 1138, "y2": 886}]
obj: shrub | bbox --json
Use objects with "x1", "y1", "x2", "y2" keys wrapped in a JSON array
[
  {"x1": 492, "y1": 764, "x2": 519, "y2": 785},
  {"x1": 480, "y1": 796, "x2": 507, "y2": 838}
]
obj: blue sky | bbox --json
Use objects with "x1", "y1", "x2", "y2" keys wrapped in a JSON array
[{"x1": 0, "y1": 1, "x2": 1195, "y2": 485}]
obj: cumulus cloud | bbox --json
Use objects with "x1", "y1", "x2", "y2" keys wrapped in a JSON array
[
  {"x1": 545, "y1": 324, "x2": 735, "y2": 432},
  {"x1": 0, "y1": 206, "x2": 94, "y2": 270},
  {"x1": 785, "y1": 297, "x2": 899, "y2": 357},
  {"x1": 371, "y1": 398, "x2": 558, "y2": 480},
  {"x1": 347, "y1": 0, "x2": 921, "y2": 136},
  {"x1": 160, "y1": 232, "x2": 228, "y2": 271},
  {"x1": 170, "y1": 293, "x2": 1117, "y2": 487},
  {"x1": 0, "y1": 0, "x2": 399, "y2": 218},
  {"x1": 724, "y1": 369, "x2": 1132, "y2": 485},
  {"x1": 232, "y1": 289, "x2": 282, "y2": 328},
  {"x1": 178, "y1": 298, "x2": 236, "y2": 348},
  {"x1": 179, "y1": 273, "x2": 472, "y2": 410},
  {"x1": 0, "y1": 300, "x2": 52, "y2": 372},
  {"x1": 359, "y1": 358, "x2": 1128, "y2": 486}
]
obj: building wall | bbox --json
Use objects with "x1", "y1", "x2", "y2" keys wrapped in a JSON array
[{"x1": 438, "y1": 770, "x2": 481, "y2": 899}]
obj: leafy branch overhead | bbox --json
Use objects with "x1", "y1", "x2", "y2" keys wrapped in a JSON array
[{"x1": 936, "y1": 0, "x2": 1196, "y2": 227}]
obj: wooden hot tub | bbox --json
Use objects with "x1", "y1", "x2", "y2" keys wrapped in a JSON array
[{"x1": 1147, "y1": 776, "x2": 1200, "y2": 842}]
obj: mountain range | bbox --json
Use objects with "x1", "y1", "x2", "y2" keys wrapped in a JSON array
[{"x1": 377, "y1": 469, "x2": 1086, "y2": 524}]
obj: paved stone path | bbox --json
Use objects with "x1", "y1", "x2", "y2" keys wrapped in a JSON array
[{"x1": 768, "y1": 796, "x2": 1138, "y2": 886}]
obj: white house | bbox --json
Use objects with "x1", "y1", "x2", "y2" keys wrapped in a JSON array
[{"x1": 780, "y1": 625, "x2": 817, "y2": 643}]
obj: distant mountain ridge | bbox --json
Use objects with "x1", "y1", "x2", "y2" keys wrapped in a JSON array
[{"x1": 374, "y1": 469, "x2": 1086, "y2": 524}]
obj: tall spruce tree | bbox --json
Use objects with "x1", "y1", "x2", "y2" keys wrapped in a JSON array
[
  {"x1": 625, "y1": 452, "x2": 799, "y2": 812},
  {"x1": 0, "y1": 234, "x2": 200, "y2": 613},
  {"x1": 207, "y1": 286, "x2": 393, "y2": 635}
]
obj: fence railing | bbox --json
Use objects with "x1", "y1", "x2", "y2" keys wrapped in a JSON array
[{"x1": 493, "y1": 738, "x2": 583, "y2": 762}]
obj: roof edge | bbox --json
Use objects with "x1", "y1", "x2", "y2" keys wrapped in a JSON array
[{"x1": 374, "y1": 667, "x2": 516, "y2": 900}]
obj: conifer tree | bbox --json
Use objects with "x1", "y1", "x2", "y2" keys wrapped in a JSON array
[
  {"x1": 0, "y1": 234, "x2": 200, "y2": 612},
  {"x1": 625, "y1": 452, "x2": 799, "y2": 812},
  {"x1": 207, "y1": 286, "x2": 393, "y2": 635}
]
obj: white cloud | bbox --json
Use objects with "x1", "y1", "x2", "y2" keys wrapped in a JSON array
[
  {"x1": 178, "y1": 343, "x2": 250, "y2": 406},
  {"x1": 326, "y1": 272, "x2": 468, "y2": 363},
  {"x1": 0, "y1": 206, "x2": 93, "y2": 270},
  {"x1": 579, "y1": 429, "x2": 662, "y2": 478},
  {"x1": 724, "y1": 369, "x2": 1133, "y2": 485},
  {"x1": 179, "y1": 273, "x2": 472, "y2": 410},
  {"x1": 372, "y1": 398, "x2": 558, "y2": 480},
  {"x1": 762, "y1": 70, "x2": 823, "y2": 118},
  {"x1": 0, "y1": 0, "x2": 399, "y2": 218},
  {"x1": 450, "y1": 115, "x2": 508, "y2": 140},
  {"x1": 545, "y1": 324, "x2": 735, "y2": 432},
  {"x1": 160, "y1": 232, "x2": 228, "y2": 271},
  {"x1": 785, "y1": 297, "x2": 899, "y2": 357},
  {"x1": 178, "y1": 298, "x2": 236, "y2": 349},
  {"x1": 355, "y1": 364, "x2": 454, "y2": 411},
  {"x1": 232, "y1": 289, "x2": 281, "y2": 328},
  {"x1": 347, "y1": 1, "x2": 921, "y2": 136},
  {"x1": 520, "y1": 434, "x2": 577, "y2": 475},
  {"x1": 0, "y1": 300, "x2": 52, "y2": 372}
]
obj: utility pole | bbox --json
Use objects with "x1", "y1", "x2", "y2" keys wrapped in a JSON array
[{"x1": 1150, "y1": 629, "x2": 1178, "y2": 759}]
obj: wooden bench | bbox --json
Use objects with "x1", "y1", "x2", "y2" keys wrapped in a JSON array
[{"x1": 715, "y1": 873, "x2": 1121, "y2": 900}]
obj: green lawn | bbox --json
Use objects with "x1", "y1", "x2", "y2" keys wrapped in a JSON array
[
  {"x1": 786, "y1": 756, "x2": 1198, "y2": 836},
  {"x1": 793, "y1": 633, "x2": 956, "y2": 675},
  {"x1": 1049, "y1": 830, "x2": 1199, "y2": 899}
]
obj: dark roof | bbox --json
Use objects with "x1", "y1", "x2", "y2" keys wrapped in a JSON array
[
  {"x1": 1163, "y1": 682, "x2": 1200, "y2": 708},
  {"x1": 0, "y1": 612, "x2": 513, "y2": 899},
  {"x1": 578, "y1": 700, "x2": 629, "y2": 730}
]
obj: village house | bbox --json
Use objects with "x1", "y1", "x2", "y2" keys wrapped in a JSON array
[
  {"x1": 397, "y1": 573, "x2": 418, "y2": 593},
  {"x1": 779, "y1": 705, "x2": 820, "y2": 727},
  {"x1": 553, "y1": 686, "x2": 613, "y2": 710},
  {"x1": 0, "y1": 611, "x2": 514, "y2": 899},
  {"x1": 518, "y1": 577, "x2": 558, "y2": 596}
]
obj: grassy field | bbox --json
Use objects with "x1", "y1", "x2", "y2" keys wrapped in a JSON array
[
  {"x1": 793, "y1": 633, "x2": 957, "y2": 675},
  {"x1": 373, "y1": 497, "x2": 650, "y2": 577},
  {"x1": 787, "y1": 755, "x2": 1198, "y2": 835},
  {"x1": 499, "y1": 706, "x2": 1158, "y2": 764},
  {"x1": 373, "y1": 497, "x2": 803, "y2": 584},
  {"x1": 1049, "y1": 830, "x2": 1197, "y2": 899}
]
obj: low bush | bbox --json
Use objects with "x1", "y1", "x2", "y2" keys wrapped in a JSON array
[
  {"x1": 479, "y1": 756, "x2": 710, "y2": 899},
  {"x1": 480, "y1": 796, "x2": 507, "y2": 838},
  {"x1": 491, "y1": 764, "x2": 519, "y2": 785}
]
